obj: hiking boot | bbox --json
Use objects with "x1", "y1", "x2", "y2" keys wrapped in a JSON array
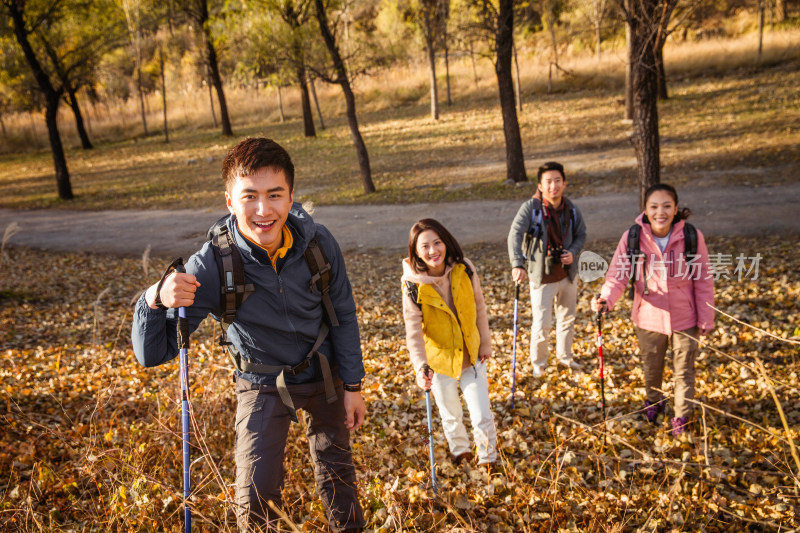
[
  {"x1": 558, "y1": 359, "x2": 579, "y2": 370},
  {"x1": 453, "y1": 451, "x2": 474, "y2": 465},
  {"x1": 643, "y1": 400, "x2": 665, "y2": 425},
  {"x1": 671, "y1": 417, "x2": 689, "y2": 437},
  {"x1": 531, "y1": 365, "x2": 545, "y2": 378}
]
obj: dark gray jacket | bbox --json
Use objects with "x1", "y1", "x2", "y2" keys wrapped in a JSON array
[
  {"x1": 131, "y1": 203, "x2": 364, "y2": 387},
  {"x1": 507, "y1": 197, "x2": 587, "y2": 288}
]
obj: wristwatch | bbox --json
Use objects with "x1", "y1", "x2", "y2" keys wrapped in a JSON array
[{"x1": 343, "y1": 382, "x2": 362, "y2": 392}]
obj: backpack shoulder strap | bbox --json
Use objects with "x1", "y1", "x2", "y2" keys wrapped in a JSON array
[
  {"x1": 530, "y1": 199, "x2": 543, "y2": 236},
  {"x1": 626, "y1": 224, "x2": 641, "y2": 299},
  {"x1": 212, "y1": 224, "x2": 255, "y2": 326},
  {"x1": 304, "y1": 236, "x2": 339, "y2": 327},
  {"x1": 683, "y1": 223, "x2": 698, "y2": 257},
  {"x1": 404, "y1": 280, "x2": 422, "y2": 310}
]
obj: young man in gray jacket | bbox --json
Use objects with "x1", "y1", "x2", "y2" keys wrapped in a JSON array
[
  {"x1": 132, "y1": 137, "x2": 366, "y2": 532},
  {"x1": 507, "y1": 162, "x2": 587, "y2": 378}
]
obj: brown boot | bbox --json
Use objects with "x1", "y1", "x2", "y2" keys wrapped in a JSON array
[{"x1": 453, "y1": 451, "x2": 474, "y2": 465}]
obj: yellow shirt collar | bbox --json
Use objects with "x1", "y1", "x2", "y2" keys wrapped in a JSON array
[{"x1": 243, "y1": 225, "x2": 293, "y2": 270}]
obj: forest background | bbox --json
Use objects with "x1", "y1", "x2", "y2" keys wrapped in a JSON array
[{"x1": 1, "y1": 0, "x2": 800, "y2": 531}]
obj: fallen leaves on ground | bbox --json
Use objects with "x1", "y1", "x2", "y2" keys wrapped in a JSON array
[{"x1": 1, "y1": 234, "x2": 799, "y2": 532}]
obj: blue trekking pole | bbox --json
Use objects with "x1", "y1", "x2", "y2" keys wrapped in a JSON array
[
  {"x1": 510, "y1": 283, "x2": 520, "y2": 409},
  {"x1": 422, "y1": 364, "x2": 438, "y2": 496},
  {"x1": 174, "y1": 259, "x2": 192, "y2": 532}
]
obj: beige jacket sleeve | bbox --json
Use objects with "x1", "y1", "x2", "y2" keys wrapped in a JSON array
[
  {"x1": 464, "y1": 258, "x2": 493, "y2": 357},
  {"x1": 402, "y1": 286, "x2": 428, "y2": 372}
]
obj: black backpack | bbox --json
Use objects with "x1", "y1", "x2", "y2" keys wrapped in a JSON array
[
  {"x1": 626, "y1": 221, "x2": 698, "y2": 299},
  {"x1": 206, "y1": 216, "x2": 339, "y2": 422}
]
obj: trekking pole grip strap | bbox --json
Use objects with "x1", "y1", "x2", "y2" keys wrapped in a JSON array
[{"x1": 154, "y1": 257, "x2": 184, "y2": 310}]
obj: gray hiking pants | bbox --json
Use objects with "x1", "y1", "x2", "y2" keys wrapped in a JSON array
[{"x1": 234, "y1": 376, "x2": 364, "y2": 532}]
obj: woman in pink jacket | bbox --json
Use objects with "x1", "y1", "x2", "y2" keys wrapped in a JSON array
[{"x1": 591, "y1": 184, "x2": 715, "y2": 437}]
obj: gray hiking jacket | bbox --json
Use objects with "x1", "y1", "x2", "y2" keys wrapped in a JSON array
[
  {"x1": 507, "y1": 196, "x2": 587, "y2": 288},
  {"x1": 131, "y1": 203, "x2": 365, "y2": 387}
]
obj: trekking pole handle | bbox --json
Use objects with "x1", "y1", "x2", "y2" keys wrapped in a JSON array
[{"x1": 422, "y1": 364, "x2": 433, "y2": 392}]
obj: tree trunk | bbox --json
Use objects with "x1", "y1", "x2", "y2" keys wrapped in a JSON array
[
  {"x1": 495, "y1": 0, "x2": 526, "y2": 183},
  {"x1": 29, "y1": 111, "x2": 41, "y2": 149},
  {"x1": 0, "y1": 112, "x2": 6, "y2": 137},
  {"x1": 757, "y1": 0, "x2": 765, "y2": 61},
  {"x1": 160, "y1": 48, "x2": 169, "y2": 142},
  {"x1": 310, "y1": 76, "x2": 325, "y2": 130},
  {"x1": 424, "y1": 11, "x2": 439, "y2": 121},
  {"x1": 444, "y1": 39, "x2": 452, "y2": 105},
  {"x1": 595, "y1": 21, "x2": 602, "y2": 60},
  {"x1": 296, "y1": 63, "x2": 316, "y2": 137},
  {"x1": 594, "y1": 0, "x2": 602, "y2": 61},
  {"x1": 513, "y1": 39, "x2": 522, "y2": 111},
  {"x1": 277, "y1": 85, "x2": 285, "y2": 123},
  {"x1": 624, "y1": 0, "x2": 633, "y2": 121},
  {"x1": 775, "y1": 0, "x2": 786, "y2": 22},
  {"x1": 628, "y1": 0, "x2": 663, "y2": 209},
  {"x1": 314, "y1": 0, "x2": 375, "y2": 194},
  {"x1": 136, "y1": 67, "x2": 148, "y2": 136},
  {"x1": 206, "y1": 64, "x2": 218, "y2": 127},
  {"x1": 7, "y1": 0, "x2": 73, "y2": 199},
  {"x1": 655, "y1": 37, "x2": 668, "y2": 100},
  {"x1": 45, "y1": 95, "x2": 74, "y2": 199},
  {"x1": 469, "y1": 40, "x2": 479, "y2": 87},
  {"x1": 443, "y1": 28, "x2": 452, "y2": 105},
  {"x1": 66, "y1": 85, "x2": 93, "y2": 149},
  {"x1": 546, "y1": 10, "x2": 559, "y2": 66},
  {"x1": 199, "y1": 0, "x2": 232, "y2": 136}
]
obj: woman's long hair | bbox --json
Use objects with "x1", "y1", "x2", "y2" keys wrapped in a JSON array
[
  {"x1": 643, "y1": 183, "x2": 692, "y2": 223},
  {"x1": 407, "y1": 218, "x2": 464, "y2": 274}
]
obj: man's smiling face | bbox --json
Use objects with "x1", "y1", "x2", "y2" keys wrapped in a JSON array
[{"x1": 225, "y1": 166, "x2": 294, "y2": 255}]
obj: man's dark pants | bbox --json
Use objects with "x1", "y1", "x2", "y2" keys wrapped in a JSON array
[{"x1": 235, "y1": 376, "x2": 365, "y2": 532}]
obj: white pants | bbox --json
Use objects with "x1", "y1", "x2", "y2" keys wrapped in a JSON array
[
  {"x1": 530, "y1": 276, "x2": 577, "y2": 369},
  {"x1": 430, "y1": 361, "x2": 497, "y2": 464}
]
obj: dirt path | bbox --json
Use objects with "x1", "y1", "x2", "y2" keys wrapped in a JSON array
[{"x1": 1, "y1": 183, "x2": 798, "y2": 258}]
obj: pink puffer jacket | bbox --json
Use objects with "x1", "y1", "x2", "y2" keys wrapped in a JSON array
[{"x1": 600, "y1": 214, "x2": 715, "y2": 335}]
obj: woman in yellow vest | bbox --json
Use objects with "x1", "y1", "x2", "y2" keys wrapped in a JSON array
[{"x1": 401, "y1": 219, "x2": 497, "y2": 466}]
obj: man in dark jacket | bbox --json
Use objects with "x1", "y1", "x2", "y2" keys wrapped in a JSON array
[
  {"x1": 507, "y1": 161, "x2": 587, "y2": 378},
  {"x1": 132, "y1": 137, "x2": 366, "y2": 532}
]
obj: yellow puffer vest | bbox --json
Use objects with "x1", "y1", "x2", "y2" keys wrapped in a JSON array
[{"x1": 414, "y1": 263, "x2": 480, "y2": 379}]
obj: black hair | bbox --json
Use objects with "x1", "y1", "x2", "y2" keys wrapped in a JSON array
[
  {"x1": 222, "y1": 137, "x2": 295, "y2": 192},
  {"x1": 407, "y1": 218, "x2": 465, "y2": 274},
  {"x1": 537, "y1": 161, "x2": 566, "y2": 182},
  {"x1": 643, "y1": 183, "x2": 691, "y2": 222}
]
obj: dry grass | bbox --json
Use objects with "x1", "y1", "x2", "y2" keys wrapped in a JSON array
[
  {"x1": 0, "y1": 30, "x2": 798, "y2": 210},
  {"x1": 1, "y1": 234, "x2": 799, "y2": 531}
]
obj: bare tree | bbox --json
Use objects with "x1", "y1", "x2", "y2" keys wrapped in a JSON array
[
  {"x1": 775, "y1": 0, "x2": 785, "y2": 22},
  {"x1": 313, "y1": 0, "x2": 375, "y2": 193},
  {"x1": 266, "y1": 0, "x2": 317, "y2": 137},
  {"x1": 415, "y1": 0, "x2": 445, "y2": 120},
  {"x1": 180, "y1": 0, "x2": 233, "y2": 135},
  {"x1": 441, "y1": 0, "x2": 452, "y2": 105},
  {"x1": 3, "y1": 0, "x2": 72, "y2": 199},
  {"x1": 470, "y1": 0, "x2": 526, "y2": 182},
  {"x1": 121, "y1": 0, "x2": 149, "y2": 136},
  {"x1": 757, "y1": 0, "x2": 765, "y2": 61},
  {"x1": 620, "y1": 0, "x2": 683, "y2": 208},
  {"x1": 579, "y1": 0, "x2": 610, "y2": 60},
  {"x1": 309, "y1": 75, "x2": 325, "y2": 130},
  {"x1": 159, "y1": 46, "x2": 168, "y2": 142}
]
